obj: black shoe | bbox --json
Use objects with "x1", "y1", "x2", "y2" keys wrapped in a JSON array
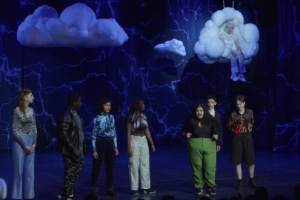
[
  {"x1": 196, "y1": 188, "x2": 204, "y2": 196},
  {"x1": 92, "y1": 191, "x2": 101, "y2": 200},
  {"x1": 132, "y1": 190, "x2": 139, "y2": 196},
  {"x1": 237, "y1": 192, "x2": 243, "y2": 200},
  {"x1": 206, "y1": 187, "x2": 216, "y2": 197},
  {"x1": 238, "y1": 179, "x2": 243, "y2": 192},
  {"x1": 248, "y1": 178, "x2": 257, "y2": 188},
  {"x1": 143, "y1": 188, "x2": 156, "y2": 194},
  {"x1": 107, "y1": 189, "x2": 119, "y2": 197}
]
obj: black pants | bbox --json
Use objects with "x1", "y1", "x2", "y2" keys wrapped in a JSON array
[
  {"x1": 62, "y1": 155, "x2": 84, "y2": 196},
  {"x1": 91, "y1": 137, "x2": 115, "y2": 192}
]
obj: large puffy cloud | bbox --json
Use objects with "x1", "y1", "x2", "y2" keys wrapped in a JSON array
[
  {"x1": 194, "y1": 7, "x2": 259, "y2": 65},
  {"x1": 17, "y1": 3, "x2": 129, "y2": 47},
  {"x1": 154, "y1": 39, "x2": 186, "y2": 56}
]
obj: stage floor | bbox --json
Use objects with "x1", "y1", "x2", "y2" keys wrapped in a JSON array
[{"x1": 0, "y1": 144, "x2": 299, "y2": 200}]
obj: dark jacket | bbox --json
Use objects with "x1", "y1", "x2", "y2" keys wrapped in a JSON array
[
  {"x1": 56, "y1": 109, "x2": 86, "y2": 161},
  {"x1": 214, "y1": 111, "x2": 223, "y2": 146}
]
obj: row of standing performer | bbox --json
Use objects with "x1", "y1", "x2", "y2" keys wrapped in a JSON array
[{"x1": 10, "y1": 88, "x2": 256, "y2": 200}]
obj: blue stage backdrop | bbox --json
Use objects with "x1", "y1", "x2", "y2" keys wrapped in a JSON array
[{"x1": 0, "y1": 0, "x2": 298, "y2": 152}]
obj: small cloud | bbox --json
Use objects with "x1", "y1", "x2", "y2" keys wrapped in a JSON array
[
  {"x1": 17, "y1": 3, "x2": 129, "y2": 47},
  {"x1": 154, "y1": 39, "x2": 186, "y2": 56},
  {"x1": 194, "y1": 7, "x2": 259, "y2": 65}
]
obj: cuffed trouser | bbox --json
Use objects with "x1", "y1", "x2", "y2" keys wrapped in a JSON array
[
  {"x1": 128, "y1": 135, "x2": 150, "y2": 190},
  {"x1": 91, "y1": 137, "x2": 115, "y2": 191},
  {"x1": 11, "y1": 135, "x2": 35, "y2": 199},
  {"x1": 230, "y1": 50, "x2": 245, "y2": 74},
  {"x1": 62, "y1": 155, "x2": 84, "y2": 196},
  {"x1": 188, "y1": 138, "x2": 216, "y2": 189}
]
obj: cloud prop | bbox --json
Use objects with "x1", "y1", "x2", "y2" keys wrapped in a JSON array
[
  {"x1": 194, "y1": 7, "x2": 259, "y2": 64},
  {"x1": 154, "y1": 39, "x2": 186, "y2": 56},
  {"x1": 17, "y1": 3, "x2": 129, "y2": 47}
]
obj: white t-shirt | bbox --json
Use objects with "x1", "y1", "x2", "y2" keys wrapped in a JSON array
[{"x1": 220, "y1": 32, "x2": 238, "y2": 49}]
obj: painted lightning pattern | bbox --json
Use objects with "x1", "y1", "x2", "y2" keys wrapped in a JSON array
[{"x1": 1, "y1": 0, "x2": 298, "y2": 152}]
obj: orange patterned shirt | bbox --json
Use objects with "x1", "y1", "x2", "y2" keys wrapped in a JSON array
[{"x1": 226, "y1": 109, "x2": 254, "y2": 134}]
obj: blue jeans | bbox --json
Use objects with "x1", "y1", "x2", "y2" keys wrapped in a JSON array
[{"x1": 11, "y1": 135, "x2": 35, "y2": 199}]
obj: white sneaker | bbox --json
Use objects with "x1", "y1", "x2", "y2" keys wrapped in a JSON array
[
  {"x1": 231, "y1": 73, "x2": 239, "y2": 81},
  {"x1": 238, "y1": 74, "x2": 246, "y2": 82}
]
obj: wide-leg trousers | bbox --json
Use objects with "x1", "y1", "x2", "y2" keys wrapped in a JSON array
[
  {"x1": 188, "y1": 138, "x2": 216, "y2": 189},
  {"x1": 128, "y1": 135, "x2": 150, "y2": 190},
  {"x1": 91, "y1": 137, "x2": 115, "y2": 192},
  {"x1": 11, "y1": 135, "x2": 35, "y2": 199},
  {"x1": 230, "y1": 50, "x2": 245, "y2": 74}
]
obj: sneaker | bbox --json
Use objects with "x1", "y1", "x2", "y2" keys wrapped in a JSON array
[
  {"x1": 58, "y1": 194, "x2": 74, "y2": 200},
  {"x1": 196, "y1": 188, "x2": 204, "y2": 196},
  {"x1": 92, "y1": 191, "x2": 101, "y2": 200},
  {"x1": 248, "y1": 178, "x2": 257, "y2": 188},
  {"x1": 132, "y1": 190, "x2": 139, "y2": 196},
  {"x1": 238, "y1": 74, "x2": 246, "y2": 82},
  {"x1": 107, "y1": 189, "x2": 119, "y2": 197},
  {"x1": 231, "y1": 73, "x2": 239, "y2": 81},
  {"x1": 206, "y1": 187, "x2": 216, "y2": 197},
  {"x1": 143, "y1": 188, "x2": 156, "y2": 194}
]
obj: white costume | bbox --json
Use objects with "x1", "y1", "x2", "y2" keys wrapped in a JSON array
[{"x1": 220, "y1": 32, "x2": 246, "y2": 81}]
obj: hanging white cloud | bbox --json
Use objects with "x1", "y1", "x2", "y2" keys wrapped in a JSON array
[
  {"x1": 154, "y1": 39, "x2": 186, "y2": 56},
  {"x1": 194, "y1": 7, "x2": 259, "y2": 65},
  {"x1": 17, "y1": 3, "x2": 129, "y2": 47}
]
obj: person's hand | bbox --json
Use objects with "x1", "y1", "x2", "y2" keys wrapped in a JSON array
[
  {"x1": 93, "y1": 152, "x2": 98, "y2": 159},
  {"x1": 186, "y1": 132, "x2": 192, "y2": 139},
  {"x1": 73, "y1": 149, "x2": 83, "y2": 157},
  {"x1": 151, "y1": 144, "x2": 156, "y2": 152},
  {"x1": 115, "y1": 149, "x2": 119, "y2": 156},
  {"x1": 217, "y1": 146, "x2": 221, "y2": 152},
  {"x1": 24, "y1": 146, "x2": 32, "y2": 154},
  {"x1": 230, "y1": 50, "x2": 236, "y2": 57},
  {"x1": 127, "y1": 148, "x2": 133, "y2": 157},
  {"x1": 212, "y1": 134, "x2": 218, "y2": 141}
]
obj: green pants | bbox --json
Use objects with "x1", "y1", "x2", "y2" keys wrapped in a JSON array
[{"x1": 187, "y1": 138, "x2": 216, "y2": 189}]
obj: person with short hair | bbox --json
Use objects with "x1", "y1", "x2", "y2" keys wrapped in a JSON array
[
  {"x1": 207, "y1": 95, "x2": 223, "y2": 152},
  {"x1": 227, "y1": 95, "x2": 256, "y2": 195},
  {"x1": 90, "y1": 97, "x2": 119, "y2": 199},
  {"x1": 56, "y1": 92, "x2": 86, "y2": 200},
  {"x1": 11, "y1": 88, "x2": 37, "y2": 200}
]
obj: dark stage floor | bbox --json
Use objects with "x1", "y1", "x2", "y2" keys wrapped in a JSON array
[{"x1": 0, "y1": 144, "x2": 299, "y2": 200}]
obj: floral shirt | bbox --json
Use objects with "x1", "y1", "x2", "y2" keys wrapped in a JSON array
[
  {"x1": 227, "y1": 108, "x2": 254, "y2": 134},
  {"x1": 12, "y1": 107, "x2": 37, "y2": 149},
  {"x1": 91, "y1": 113, "x2": 117, "y2": 152}
]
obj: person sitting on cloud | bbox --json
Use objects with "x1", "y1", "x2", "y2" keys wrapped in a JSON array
[
  {"x1": 220, "y1": 21, "x2": 245, "y2": 82},
  {"x1": 193, "y1": 7, "x2": 259, "y2": 82}
]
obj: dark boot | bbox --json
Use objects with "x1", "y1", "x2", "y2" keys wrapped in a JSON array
[
  {"x1": 248, "y1": 178, "x2": 257, "y2": 188},
  {"x1": 238, "y1": 179, "x2": 243, "y2": 192}
]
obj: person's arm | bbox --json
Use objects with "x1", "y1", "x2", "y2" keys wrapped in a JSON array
[
  {"x1": 57, "y1": 114, "x2": 77, "y2": 154},
  {"x1": 212, "y1": 119, "x2": 219, "y2": 141},
  {"x1": 226, "y1": 112, "x2": 236, "y2": 133},
  {"x1": 216, "y1": 112, "x2": 223, "y2": 151},
  {"x1": 31, "y1": 108, "x2": 37, "y2": 152},
  {"x1": 234, "y1": 39, "x2": 244, "y2": 57},
  {"x1": 111, "y1": 115, "x2": 119, "y2": 156},
  {"x1": 180, "y1": 119, "x2": 192, "y2": 139},
  {"x1": 145, "y1": 127, "x2": 155, "y2": 152},
  {"x1": 12, "y1": 109, "x2": 29, "y2": 153},
  {"x1": 126, "y1": 122, "x2": 133, "y2": 157}
]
